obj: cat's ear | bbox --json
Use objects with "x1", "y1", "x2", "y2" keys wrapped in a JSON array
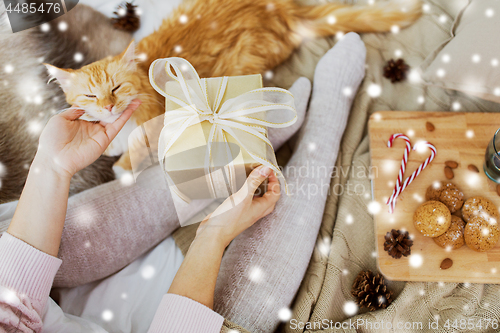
[
  {"x1": 44, "y1": 64, "x2": 74, "y2": 92},
  {"x1": 120, "y1": 40, "x2": 136, "y2": 70}
]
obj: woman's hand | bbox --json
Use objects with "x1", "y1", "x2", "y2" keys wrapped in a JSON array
[
  {"x1": 195, "y1": 165, "x2": 281, "y2": 249},
  {"x1": 35, "y1": 99, "x2": 141, "y2": 178},
  {"x1": 168, "y1": 166, "x2": 280, "y2": 308}
]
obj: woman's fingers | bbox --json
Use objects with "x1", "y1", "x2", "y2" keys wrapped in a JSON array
[
  {"x1": 60, "y1": 107, "x2": 85, "y2": 121},
  {"x1": 104, "y1": 99, "x2": 141, "y2": 140},
  {"x1": 252, "y1": 171, "x2": 280, "y2": 214},
  {"x1": 243, "y1": 166, "x2": 272, "y2": 198}
]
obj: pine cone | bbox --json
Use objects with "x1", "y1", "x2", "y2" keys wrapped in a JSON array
[
  {"x1": 383, "y1": 58, "x2": 410, "y2": 83},
  {"x1": 384, "y1": 229, "x2": 413, "y2": 259},
  {"x1": 351, "y1": 270, "x2": 392, "y2": 311},
  {"x1": 111, "y1": 2, "x2": 140, "y2": 32}
]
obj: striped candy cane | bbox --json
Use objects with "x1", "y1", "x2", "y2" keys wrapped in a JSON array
[
  {"x1": 389, "y1": 141, "x2": 437, "y2": 213},
  {"x1": 386, "y1": 134, "x2": 412, "y2": 213}
]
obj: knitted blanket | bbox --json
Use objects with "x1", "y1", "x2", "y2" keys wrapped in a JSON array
[{"x1": 173, "y1": 0, "x2": 500, "y2": 332}]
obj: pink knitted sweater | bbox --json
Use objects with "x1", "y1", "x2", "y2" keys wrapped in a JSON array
[{"x1": 0, "y1": 232, "x2": 224, "y2": 332}]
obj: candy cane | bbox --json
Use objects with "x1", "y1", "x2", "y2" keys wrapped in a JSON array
[
  {"x1": 389, "y1": 141, "x2": 437, "y2": 212},
  {"x1": 386, "y1": 134, "x2": 412, "y2": 212}
]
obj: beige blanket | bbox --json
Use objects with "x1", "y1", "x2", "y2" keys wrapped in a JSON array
[{"x1": 175, "y1": 0, "x2": 500, "y2": 331}]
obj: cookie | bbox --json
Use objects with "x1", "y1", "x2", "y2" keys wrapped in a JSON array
[
  {"x1": 461, "y1": 196, "x2": 500, "y2": 223},
  {"x1": 413, "y1": 201, "x2": 451, "y2": 237},
  {"x1": 425, "y1": 181, "x2": 464, "y2": 213},
  {"x1": 464, "y1": 215, "x2": 500, "y2": 252},
  {"x1": 433, "y1": 215, "x2": 466, "y2": 250}
]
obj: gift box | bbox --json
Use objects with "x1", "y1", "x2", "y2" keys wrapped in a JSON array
[{"x1": 148, "y1": 57, "x2": 297, "y2": 202}]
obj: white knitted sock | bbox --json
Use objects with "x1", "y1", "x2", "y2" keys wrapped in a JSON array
[{"x1": 213, "y1": 33, "x2": 367, "y2": 333}]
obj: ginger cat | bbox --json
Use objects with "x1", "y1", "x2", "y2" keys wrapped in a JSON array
[{"x1": 46, "y1": 0, "x2": 421, "y2": 173}]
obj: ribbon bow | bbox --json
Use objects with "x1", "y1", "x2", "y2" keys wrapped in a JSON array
[{"x1": 149, "y1": 57, "x2": 297, "y2": 201}]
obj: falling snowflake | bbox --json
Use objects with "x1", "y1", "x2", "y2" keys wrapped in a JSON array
[
  {"x1": 121, "y1": 293, "x2": 128, "y2": 300},
  {"x1": 342, "y1": 269, "x2": 349, "y2": 275},
  {"x1": 266, "y1": 3, "x2": 275, "y2": 11},
  {"x1": 471, "y1": 54, "x2": 481, "y2": 63},
  {"x1": 419, "y1": 289, "x2": 425, "y2": 296},
  {"x1": 0, "y1": 162, "x2": 5, "y2": 177},
  {"x1": 249, "y1": 266, "x2": 264, "y2": 282},
  {"x1": 74, "y1": 52, "x2": 83, "y2": 62},
  {"x1": 137, "y1": 53, "x2": 147, "y2": 61},
  {"x1": 367, "y1": 84, "x2": 381, "y2": 98},
  {"x1": 492, "y1": 58, "x2": 499, "y2": 67},
  {"x1": 264, "y1": 70, "x2": 274, "y2": 80},
  {"x1": 342, "y1": 86, "x2": 353, "y2": 97},
  {"x1": 494, "y1": 87, "x2": 500, "y2": 96},
  {"x1": 308, "y1": 142, "x2": 316, "y2": 152},
  {"x1": 439, "y1": 15, "x2": 447, "y2": 23},
  {"x1": 141, "y1": 265, "x2": 156, "y2": 280},
  {"x1": 436, "y1": 68, "x2": 445, "y2": 78},
  {"x1": 117, "y1": 7, "x2": 126, "y2": 16},
  {"x1": 135, "y1": 7, "x2": 143, "y2": 16},
  {"x1": 40, "y1": 23, "x2": 50, "y2": 32},
  {"x1": 120, "y1": 172, "x2": 134, "y2": 186},
  {"x1": 452, "y1": 101, "x2": 461, "y2": 111},
  {"x1": 174, "y1": 45, "x2": 182, "y2": 53},
  {"x1": 346, "y1": 214, "x2": 353, "y2": 224},
  {"x1": 409, "y1": 254, "x2": 423, "y2": 267},
  {"x1": 485, "y1": 8, "x2": 495, "y2": 17},
  {"x1": 441, "y1": 54, "x2": 450, "y2": 63},
  {"x1": 417, "y1": 96, "x2": 425, "y2": 104},
  {"x1": 179, "y1": 14, "x2": 188, "y2": 24},
  {"x1": 343, "y1": 301, "x2": 358, "y2": 316},
  {"x1": 318, "y1": 238, "x2": 330, "y2": 256},
  {"x1": 422, "y1": 3, "x2": 431, "y2": 13},
  {"x1": 4, "y1": 64, "x2": 13, "y2": 74},
  {"x1": 368, "y1": 201, "x2": 381, "y2": 214},
  {"x1": 391, "y1": 25, "x2": 400, "y2": 34},
  {"x1": 335, "y1": 31, "x2": 344, "y2": 40},
  {"x1": 82, "y1": 36, "x2": 88, "y2": 42},
  {"x1": 407, "y1": 129, "x2": 415, "y2": 137},
  {"x1": 58, "y1": 21, "x2": 68, "y2": 31},
  {"x1": 413, "y1": 193, "x2": 423, "y2": 202},
  {"x1": 277, "y1": 308, "x2": 292, "y2": 321},
  {"x1": 102, "y1": 310, "x2": 113, "y2": 322},
  {"x1": 466, "y1": 129, "x2": 474, "y2": 138},
  {"x1": 28, "y1": 121, "x2": 43, "y2": 134},
  {"x1": 394, "y1": 49, "x2": 402, "y2": 57},
  {"x1": 327, "y1": 15, "x2": 336, "y2": 25}
]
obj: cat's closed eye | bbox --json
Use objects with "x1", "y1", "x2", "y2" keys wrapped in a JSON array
[
  {"x1": 85, "y1": 94, "x2": 97, "y2": 98},
  {"x1": 112, "y1": 85, "x2": 121, "y2": 93}
]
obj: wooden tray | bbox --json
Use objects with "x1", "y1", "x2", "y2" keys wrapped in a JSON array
[{"x1": 369, "y1": 111, "x2": 500, "y2": 284}]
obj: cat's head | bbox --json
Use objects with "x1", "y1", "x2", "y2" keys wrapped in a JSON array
[{"x1": 45, "y1": 41, "x2": 139, "y2": 123}]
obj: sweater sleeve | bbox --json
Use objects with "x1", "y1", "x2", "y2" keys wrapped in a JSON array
[
  {"x1": 148, "y1": 293, "x2": 224, "y2": 333},
  {"x1": 0, "y1": 232, "x2": 62, "y2": 333}
]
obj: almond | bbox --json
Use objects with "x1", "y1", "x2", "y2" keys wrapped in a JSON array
[
  {"x1": 426, "y1": 121, "x2": 435, "y2": 132},
  {"x1": 468, "y1": 164, "x2": 479, "y2": 173},
  {"x1": 444, "y1": 166, "x2": 454, "y2": 179},
  {"x1": 445, "y1": 160, "x2": 458, "y2": 169},
  {"x1": 440, "y1": 258, "x2": 453, "y2": 270},
  {"x1": 496, "y1": 184, "x2": 500, "y2": 197}
]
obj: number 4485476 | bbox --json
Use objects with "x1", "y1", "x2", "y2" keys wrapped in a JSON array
[
  {"x1": 444, "y1": 319, "x2": 498, "y2": 330},
  {"x1": 5, "y1": 2, "x2": 61, "y2": 14}
]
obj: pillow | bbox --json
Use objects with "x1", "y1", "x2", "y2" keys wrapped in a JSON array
[{"x1": 420, "y1": 0, "x2": 500, "y2": 103}]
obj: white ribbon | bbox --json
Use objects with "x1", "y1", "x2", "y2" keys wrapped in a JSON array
[{"x1": 149, "y1": 57, "x2": 297, "y2": 201}]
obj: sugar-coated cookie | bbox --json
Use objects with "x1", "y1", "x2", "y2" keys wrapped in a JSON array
[
  {"x1": 462, "y1": 196, "x2": 499, "y2": 223},
  {"x1": 425, "y1": 181, "x2": 464, "y2": 213},
  {"x1": 413, "y1": 201, "x2": 451, "y2": 237},
  {"x1": 464, "y1": 215, "x2": 500, "y2": 252},
  {"x1": 433, "y1": 215, "x2": 466, "y2": 250}
]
